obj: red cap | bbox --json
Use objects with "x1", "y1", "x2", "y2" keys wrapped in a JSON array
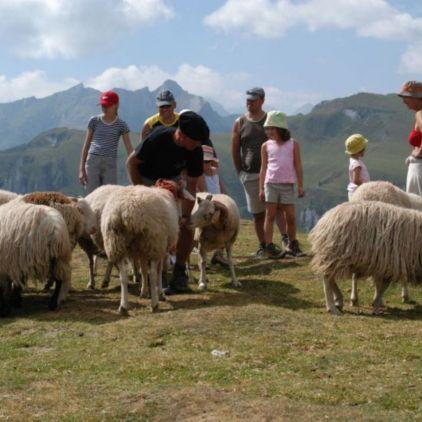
[{"x1": 98, "y1": 90, "x2": 119, "y2": 107}]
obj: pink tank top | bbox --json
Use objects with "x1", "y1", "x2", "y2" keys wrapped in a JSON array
[{"x1": 264, "y1": 139, "x2": 296, "y2": 184}]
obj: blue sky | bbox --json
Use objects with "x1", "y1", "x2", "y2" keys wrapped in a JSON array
[{"x1": 0, "y1": 0, "x2": 421, "y2": 114}]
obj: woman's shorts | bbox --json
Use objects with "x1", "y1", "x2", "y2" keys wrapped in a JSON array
[{"x1": 264, "y1": 183, "x2": 295, "y2": 204}]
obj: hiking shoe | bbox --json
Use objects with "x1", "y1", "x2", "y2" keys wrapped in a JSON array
[
  {"x1": 163, "y1": 265, "x2": 192, "y2": 295},
  {"x1": 211, "y1": 250, "x2": 230, "y2": 267},
  {"x1": 265, "y1": 243, "x2": 286, "y2": 259},
  {"x1": 281, "y1": 234, "x2": 289, "y2": 248},
  {"x1": 286, "y1": 240, "x2": 306, "y2": 257}
]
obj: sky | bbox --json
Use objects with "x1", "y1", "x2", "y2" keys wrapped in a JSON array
[{"x1": 0, "y1": 0, "x2": 421, "y2": 114}]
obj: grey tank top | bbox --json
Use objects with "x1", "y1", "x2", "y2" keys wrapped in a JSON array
[{"x1": 238, "y1": 113, "x2": 267, "y2": 173}]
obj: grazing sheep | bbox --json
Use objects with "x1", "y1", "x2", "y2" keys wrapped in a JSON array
[
  {"x1": 0, "y1": 189, "x2": 18, "y2": 206},
  {"x1": 350, "y1": 181, "x2": 422, "y2": 304},
  {"x1": 309, "y1": 200, "x2": 422, "y2": 315},
  {"x1": 21, "y1": 192, "x2": 97, "y2": 249},
  {"x1": 0, "y1": 201, "x2": 71, "y2": 316},
  {"x1": 101, "y1": 180, "x2": 193, "y2": 314},
  {"x1": 189, "y1": 193, "x2": 241, "y2": 291}
]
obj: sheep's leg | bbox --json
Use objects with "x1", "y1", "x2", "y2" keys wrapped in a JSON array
[
  {"x1": 331, "y1": 280, "x2": 343, "y2": 310},
  {"x1": 139, "y1": 258, "x2": 150, "y2": 299},
  {"x1": 10, "y1": 284, "x2": 22, "y2": 308},
  {"x1": 350, "y1": 273, "x2": 359, "y2": 307},
  {"x1": 186, "y1": 254, "x2": 194, "y2": 285},
  {"x1": 198, "y1": 246, "x2": 208, "y2": 291},
  {"x1": 226, "y1": 244, "x2": 241, "y2": 287},
  {"x1": 323, "y1": 276, "x2": 342, "y2": 316},
  {"x1": 86, "y1": 252, "x2": 96, "y2": 289},
  {"x1": 48, "y1": 278, "x2": 62, "y2": 311},
  {"x1": 158, "y1": 258, "x2": 166, "y2": 301},
  {"x1": 0, "y1": 278, "x2": 13, "y2": 317},
  {"x1": 101, "y1": 262, "x2": 113, "y2": 288},
  {"x1": 132, "y1": 260, "x2": 141, "y2": 284},
  {"x1": 372, "y1": 277, "x2": 391, "y2": 315},
  {"x1": 117, "y1": 262, "x2": 130, "y2": 316},
  {"x1": 401, "y1": 282, "x2": 410, "y2": 303},
  {"x1": 149, "y1": 260, "x2": 159, "y2": 312},
  {"x1": 93, "y1": 254, "x2": 99, "y2": 276}
]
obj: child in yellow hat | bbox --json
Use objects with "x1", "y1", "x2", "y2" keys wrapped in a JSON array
[{"x1": 345, "y1": 134, "x2": 370, "y2": 200}]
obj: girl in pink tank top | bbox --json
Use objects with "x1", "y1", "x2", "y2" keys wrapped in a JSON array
[{"x1": 259, "y1": 111, "x2": 305, "y2": 258}]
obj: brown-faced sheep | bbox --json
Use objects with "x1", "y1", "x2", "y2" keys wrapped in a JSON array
[{"x1": 189, "y1": 193, "x2": 241, "y2": 290}]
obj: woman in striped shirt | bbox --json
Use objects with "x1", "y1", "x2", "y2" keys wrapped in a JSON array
[{"x1": 79, "y1": 90, "x2": 133, "y2": 194}]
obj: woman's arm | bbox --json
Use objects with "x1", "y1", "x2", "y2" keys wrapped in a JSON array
[
  {"x1": 259, "y1": 143, "x2": 268, "y2": 201},
  {"x1": 293, "y1": 141, "x2": 304, "y2": 197},
  {"x1": 79, "y1": 129, "x2": 93, "y2": 185},
  {"x1": 122, "y1": 132, "x2": 134, "y2": 156}
]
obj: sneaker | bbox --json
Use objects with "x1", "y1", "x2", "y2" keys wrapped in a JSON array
[
  {"x1": 163, "y1": 265, "x2": 192, "y2": 295},
  {"x1": 286, "y1": 240, "x2": 306, "y2": 257},
  {"x1": 252, "y1": 245, "x2": 266, "y2": 259},
  {"x1": 265, "y1": 243, "x2": 286, "y2": 259},
  {"x1": 281, "y1": 234, "x2": 289, "y2": 248},
  {"x1": 211, "y1": 250, "x2": 230, "y2": 267}
]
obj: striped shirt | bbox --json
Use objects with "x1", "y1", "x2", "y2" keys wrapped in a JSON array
[{"x1": 88, "y1": 115, "x2": 130, "y2": 158}]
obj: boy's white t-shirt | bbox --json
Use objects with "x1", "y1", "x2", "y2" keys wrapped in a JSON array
[
  {"x1": 347, "y1": 157, "x2": 370, "y2": 194},
  {"x1": 204, "y1": 173, "x2": 221, "y2": 194}
]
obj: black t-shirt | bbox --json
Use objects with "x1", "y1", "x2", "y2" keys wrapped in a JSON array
[{"x1": 135, "y1": 126, "x2": 208, "y2": 179}]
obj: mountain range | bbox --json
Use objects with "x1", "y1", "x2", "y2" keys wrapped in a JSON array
[
  {"x1": 0, "y1": 80, "x2": 234, "y2": 150},
  {"x1": 0, "y1": 85, "x2": 415, "y2": 229}
]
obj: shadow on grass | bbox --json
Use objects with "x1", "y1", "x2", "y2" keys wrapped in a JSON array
[{"x1": 348, "y1": 304, "x2": 422, "y2": 321}]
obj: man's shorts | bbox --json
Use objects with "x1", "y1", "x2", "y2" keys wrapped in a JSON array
[
  {"x1": 239, "y1": 171, "x2": 265, "y2": 214},
  {"x1": 264, "y1": 182, "x2": 295, "y2": 205}
]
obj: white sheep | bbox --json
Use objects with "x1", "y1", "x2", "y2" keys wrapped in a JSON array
[
  {"x1": 101, "y1": 180, "x2": 192, "y2": 314},
  {"x1": 309, "y1": 200, "x2": 422, "y2": 315},
  {"x1": 350, "y1": 181, "x2": 422, "y2": 304},
  {"x1": 0, "y1": 189, "x2": 18, "y2": 206},
  {"x1": 189, "y1": 193, "x2": 241, "y2": 291},
  {"x1": 82, "y1": 185, "x2": 127, "y2": 289},
  {"x1": 0, "y1": 200, "x2": 71, "y2": 316}
]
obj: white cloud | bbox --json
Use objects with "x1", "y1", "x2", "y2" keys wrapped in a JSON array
[
  {"x1": 0, "y1": 71, "x2": 78, "y2": 103},
  {"x1": 0, "y1": 0, "x2": 173, "y2": 59},
  {"x1": 205, "y1": 0, "x2": 422, "y2": 72}
]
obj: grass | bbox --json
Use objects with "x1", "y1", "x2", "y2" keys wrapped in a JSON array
[{"x1": 0, "y1": 221, "x2": 421, "y2": 421}]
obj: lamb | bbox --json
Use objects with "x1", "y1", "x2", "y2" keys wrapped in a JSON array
[
  {"x1": 309, "y1": 200, "x2": 422, "y2": 315},
  {"x1": 189, "y1": 193, "x2": 241, "y2": 291},
  {"x1": 101, "y1": 180, "x2": 193, "y2": 314},
  {"x1": 0, "y1": 200, "x2": 71, "y2": 316},
  {"x1": 350, "y1": 180, "x2": 422, "y2": 304},
  {"x1": 0, "y1": 189, "x2": 18, "y2": 206}
]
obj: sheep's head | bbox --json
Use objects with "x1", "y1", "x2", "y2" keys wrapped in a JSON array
[
  {"x1": 190, "y1": 194, "x2": 227, "y2": 228},
  {"x1": 72, "y1": 197, "x2": 97, "y2": 235}
]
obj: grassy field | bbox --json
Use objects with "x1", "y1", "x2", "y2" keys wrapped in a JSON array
[{"x1": 0, "y1": 221, "x2": 421, "y2": 421}]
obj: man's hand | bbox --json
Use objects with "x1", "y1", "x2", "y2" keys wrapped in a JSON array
[{"x1": 298, "y1": 187, "x2": 305, "y2": 198}]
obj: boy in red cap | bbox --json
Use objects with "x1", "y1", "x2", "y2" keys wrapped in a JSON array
[{"x1": 79, "y1": 90, "x2": 133, "y2": 193}]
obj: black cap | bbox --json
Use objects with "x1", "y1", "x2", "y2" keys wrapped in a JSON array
[
  {"x1": 178, "y1": 111, "x2": 210, "y2": 141},
  {"x1": 156, "y1": 90, "x2": 175, "y2": 106}
]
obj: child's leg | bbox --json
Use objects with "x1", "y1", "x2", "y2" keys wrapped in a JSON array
[
  {"x1": 264, "y1": 203, "x2": 278, "y2": 244},
  {"x1": 276, "y1": 209, "x2": 287, "y2": 237},
  {"x1": 102, "y1": 156, "x2": 118, "y2": 185},
  {"x1": 282, "y1": 204, "x2": 297, "y2": 241}
]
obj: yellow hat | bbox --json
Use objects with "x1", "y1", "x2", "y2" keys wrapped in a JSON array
[{"x1": 345, "y1": 134, "x2": 368, "y2": 155}]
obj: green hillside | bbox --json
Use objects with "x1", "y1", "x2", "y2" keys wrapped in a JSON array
[{"x1": 0, "y1": 92, "x2": 416, "y2": 227}]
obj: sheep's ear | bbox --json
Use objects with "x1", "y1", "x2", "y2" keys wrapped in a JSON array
[
  {"x1": 69, "y1": 197, "x2": 78, "y2": 203},
  {"x1": 206, "y1": 194, "x2": 213, "y2": 201},
  {"x1": 197, "y1": 197, "x2": 203, "y2": 204}
]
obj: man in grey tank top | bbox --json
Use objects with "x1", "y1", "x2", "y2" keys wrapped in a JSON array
[{"x1": 232, "y1": 87, "x2": 287, "y2": 258}]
